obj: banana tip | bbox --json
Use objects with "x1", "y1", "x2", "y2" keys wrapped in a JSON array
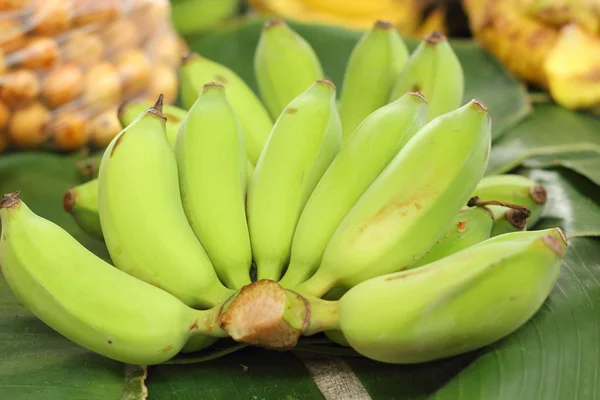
[
  {"x1": 148, "y1": 94, "x2": 166, "y2": 119},
  {"x1": 542, "y1": 234, "x2": 567, "y2": 259},
  {"x1": 63, "y1": 190, "x2": 75, "y2": 212},
  {"x1": 318, "y1": 77, "x2": 336, "y2": 90},
  {"x1": 506, "y1": 208, "x2": 530, "y2": 230},
  {"x1": 181, "y1": 52, "x2": 200, "y2": 65},
  {"x1": 374, "y1": 20, "x2": 393, "y2": 29},
  {"x1": 470, "y1": 99, "x2": 488, "y2": 112},
  {"x1": 425, "y1": 31, "x2": 446, "y2": 44},
  {"x1": 530, "y1": 184, "x2": 547, "y2": 204},
  {"x1": 1, "y1": 191, "x2": 20, "y2": 209},
  {"x1": 407, "y1": 91, "x2": 428, "y2": 103},
  {"x1": 264, "y1": 19, "x2": 284, "y2": 29},
  {"x1": 202, "y1": 82, "x2": 225, "y2": 93}
]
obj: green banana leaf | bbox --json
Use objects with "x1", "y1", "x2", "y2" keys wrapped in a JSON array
[{"x1": 1, "y1": 20, "x2": 600, "y2": 400}]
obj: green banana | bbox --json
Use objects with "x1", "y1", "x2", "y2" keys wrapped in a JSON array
[
  {"x1": 247, "y1": 79, "x2": 342, "y2": 281},
  {"x1": 180, "y1": 53, "x2": 273, "y2": 165},
  {"x1": 472, "y1": 174, "x2": 548, "y2": 235},
  {"x1": 254, "y1": 20, "x2": 325, "y2": 120},
  {"x1": 279, "y1": 92, "x2": 427, "y2": 288},
  {"x1": 295, "y1": 100, "x2": 491, "y2": 297},
  {"x1": 170, "y1": 0, "x2": 241, "y2": 36},
  {"x1": 389, "y1": 31, "x2": 464, "y2": 121},
  {"x1": 175, "y1": 83, "x2": 252, "y2": 289},
  {"x1": 118, "y1": 101, "x2": 188, "y2": 147},
  {"x1": 63, "y1": 180, "x2": 103, "y2": 240},
  {"x1": 319, "y1": 228, "x2": 566, "y2": 364},
  {"x1": 411, "y1": 206, "x2": 494, "y2": 267},
  {"x1": 98, "y1": 96, "x2": 234, "y2": 309},
  {"x1": 0, "y1": 193, "x2": 226, "y2": 365},
  {"x1": 338, "y1": 20, "x2": 409, "y2": 141}
]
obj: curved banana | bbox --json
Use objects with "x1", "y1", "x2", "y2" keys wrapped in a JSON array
[
  {"x1": 175, "y1": 83, "x2": 252, "y2": 289},
  {"x1": 279, "y1": 92, "x2": 427, "y2": 288},
  {"x1": 180, "y1": 53, "x2": 273, "y2": 165},
  {"x1": 247, "y1": 79, "x2": 341, "y2": 281},
  {"x1": 254, "y1": 20, "x2": 325, "y2": 120},
  {"x1": 338, "y1": 20, "x2": 409, "y2": 140},
  {"x1": 328, "y1": 228, "x2": 566, "y2": 364},
  {"x1": 473, "y1": 174, "x2": 548, "y2": 230},
  {"x1": 98, "y1": 96, "x2": 234, "y2": 309},
  {"x1": 295, "y1": 100, "x2": 491, "y2": 297},
  {"x1": 63, "y1": 180, "x2": 103, "y2": 240},
  {"x1": 118, "y1": 101, "x2": 188, "y2": 147},
  {"x1": 389, "y1": 31, "x2": 464, "y2": 121},
  {"x1": 0, "y1": 193, "x2": 226, "y2": 365},
  {"x1": 411, "y1": 205, "x2": 494, "y2": 268}
]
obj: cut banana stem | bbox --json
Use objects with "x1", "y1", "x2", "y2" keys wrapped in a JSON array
[
  {"x1": 98, "y1": 95, "x2": 234, "y2": 309},
  {"x1": 0, "y1": 193, "x2": 226, "y2": 365},
  {"x1": 247, "y1": 79, "x2": 342, "y2": 282},
  {"x1": 175, "y1": 83, "x2": 252, "y2": 290},
  {"x1": 338, "y1": 20, "x2": 409, "y2": 140},
  {"x1": 180, "y1": 53, "x2": 273, "y2": 165},
  {"x1": 64, "y1": 180, "x2": 103, "y2": 240},
  {"x1": 254, "y1": 20, "x2": 325, "y2": 120},
  {"x1": 279, "y1": 92, "x2": 427, "y2": 288},
  {"x1": 389, "y1": 31, "x2": 464, "y2": 121},
  {"x1": 295, "y1": 99, "x2": 491, "y2": 298}
]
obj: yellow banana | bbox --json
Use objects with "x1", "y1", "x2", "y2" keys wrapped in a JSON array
[
  {"x1": 63, "y1": 180, "x2": 103, "y2": 240},
  {"x1": 279, "y1": 92, "x2": 427, "y2": 288},
  {"x1": 175, "y1": 83, "x2": 252, "y2": 289},
  {"x1": 118, "y1": 101, "x2": 188, "y2": 147},
  {"x1": 389, "y1": 31, "x2": 463, "y2": 121},
  {"x1": 0, "y1": 193, "x2": 226, "y2": 365},
  {"x1": 98, "y1": 96, "x2": 234, "y2": 309},
  {"x1": 180, "y1": 53, "x2": 273, "y2": 165},
  {"x1": 338, "y1": 20, "x2": 409, "y2": 140},
  {"x1": 247, "y1": 79, "x2": 342, "y2": 281},
  {"x1": 254, "y1": 20, "x2": 325, "y2": 120},
  {"x1": 295, "y1": 100, "x2": 491, "y2": 297}
]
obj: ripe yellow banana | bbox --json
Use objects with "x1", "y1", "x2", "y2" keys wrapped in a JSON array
[
  {"x1": 180, "y1": 53, "x2": 273, "y2": 165},
  {"x1": 472, "y1": 174, "x2": 547, "y2": 235},
  {"x1": 295, "y1": 100, "x2": 491, "y2": 297},
  {"x1": 279, "y1": 92, "x2": 427, "y2": 288},
  {"x1": 337, "y1": 20, "x2": 409, "y2": 140},
  {"x1": 63, "y1": 180, "x2": 103, "y2": 240},
  {"x1": 388, "y1": 31, "x2": 463, "y2": 121},
  {"x1": 247, "y1": 79, "x2": 342, "y2": 281},
  {"x1": 118, "y1": 101, "x2": 188, "y2": 147},
  {"x1": 175, "y1": 83, "x2": 252, "y2": 290},
  {"x1": 0, "y1": 193, "x2": 226, "y2": 365},
  {"x1": 412, "y1": 205, "x2": 494, "y2": 268},
  {"x1": 254, "y1": 20, "x2": 325, "y2": 120},
  {"x1": 325, "y1": 228, "x2": 566, "y2": 364},
  {"x1": 98, "y1": 96, "x2": 234, "y2": 309}
]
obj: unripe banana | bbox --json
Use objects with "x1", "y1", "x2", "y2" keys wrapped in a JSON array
[
  {"x1": 338, "y1": 20, "x2": 409, "y2": 140},
  {"x1": 98, "y1": 96, "x2": 234, "y2": 309},
  {"x1": 0, "y1": 193, "x2": 226, "y2": 365},
  {"x1": 472, "y1": 174, "x2": 548, "y2": 235},
  {"x1": 279, "y1": 92, "x2": 427, "y2": 288},
  {"x1": 180, "y1": 53, "x2": 273, "y2": 165},
  {"x1": 331, "y1": 228, "x2": 566, "y2": 364},
  {"x1": 295, "y1": 100, "x2": 491, "y2": 297},
  {"x1": 175, "y1": 83, "x2": 252, "y2": 290},
  {"x1": 389, "y1": 31, "x2": 464, "y2": 121},
  {"x1": 63, "y1": 180, "x2": 103, "y2": 240},
  {"x1": 254, "y1": 20, "x2": 325, "y2": 120},
  {"x1": 412, "y1": 205, "x2": 494, "y2": 267},
  {"x1": 118, "y1": 101, "x2": 188, "y2": 147},
  {"x1": 247, "y1": 79, "x2": 342, "y2": 281}
]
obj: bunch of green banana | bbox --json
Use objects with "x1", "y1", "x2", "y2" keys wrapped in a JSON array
[
  {"x1": 98, "y1": 96, "x2": 233, "y2": 309},
  {"x1": 247, "y1": 79, "x2": 342, "y2": 281},
  {"x1": 294, "y1": 99, "x2": 491, "y2": 297},
  {"x1": 0, "y1": 193, "x2": 225, "y2": 365},
  {"x1": 337, "y1": 20, "x2": 410, "y2": 140},
  {"x1": 180, "y1": 53, "x2": 273, "y2": 165},
  {"x1": 254, "y1": 20, "x2": 325, "y2": 120},
  {"x1": 175, "y1": 83, "x2": 252, "y2": 289},
  {"x1": 389, "y1": 31, "x2": 464, "y2": 121}
]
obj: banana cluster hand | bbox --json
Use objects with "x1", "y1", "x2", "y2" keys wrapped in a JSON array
[{"x1": 3, "y1": 20, "x2": 566, "y2": 367}]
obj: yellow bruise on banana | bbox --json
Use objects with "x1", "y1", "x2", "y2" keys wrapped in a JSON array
[
  {"x1": 0, "y1": 194, "x2": 225, "y2": 365},
  {"x1": 98, "y1": 99, "x2": 234, "y2": 309}
]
